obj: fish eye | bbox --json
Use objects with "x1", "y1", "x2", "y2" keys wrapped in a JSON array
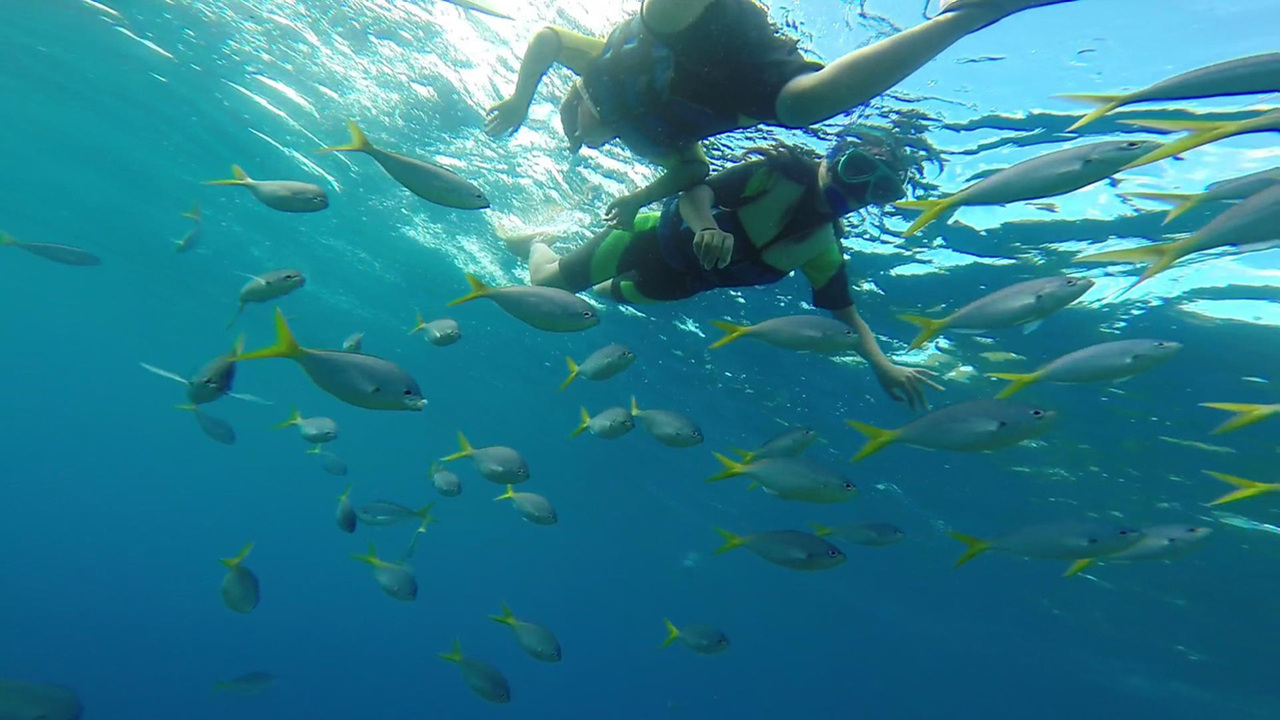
[
  {"x1": 1123, "y1": 141, "x2": 1143, "y2": 149},
  {"x1": 1031, "y1": 410, "x2": 1045, "y2": 417},
  {"x1": 827, "y1": 549, "x2": 840, "y2": 557},
  {"x1": 1065, "y1": 278, "x2": 1078, "y2": 286},
  {"x1": 843, "y1": 482, "x2": 854, "y2": 491},
  {"x1": 582, "y1": 311, "x2": 593, "y2": 317},
  {"x1": 1087, "y1": 538, "x2": 1099, "y2": 544}
]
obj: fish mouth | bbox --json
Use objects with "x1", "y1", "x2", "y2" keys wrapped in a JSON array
[{"x1": 407, "y1": 398, "x2": 428, "y2": 411}]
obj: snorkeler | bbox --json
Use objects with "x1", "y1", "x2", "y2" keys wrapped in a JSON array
[
  {"x1": 528, "y1": 130, "x2": 942, "y2": 409},
  {"x1": 486, "y1": 0, "x2": 1078, "y2": 228}
]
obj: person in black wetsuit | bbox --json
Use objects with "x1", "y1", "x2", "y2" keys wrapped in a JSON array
[
  {"x1": 529, "y1": 130, "x2": 943, "y2": 410},
  {"x1": 486, "y1": 0, "x2": 1079, "y2": 228}
]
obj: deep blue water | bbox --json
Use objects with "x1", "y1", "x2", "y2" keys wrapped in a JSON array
[{"x1": 2, "y1": 1, "x2": 1278, "y2": 719}]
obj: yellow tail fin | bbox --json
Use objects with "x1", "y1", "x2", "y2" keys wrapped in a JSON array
[
  {"x1": 893, "y1": 198, "x2": 955, "y2": 237},
  {"x1": 988, "y1": 371, "x2": 1041, "y2": 399},
  {"x1": 1204, "y1": 470, "x2": 1280, "y2": 507},
  {"x1": 1075, "y1": 239, "x2": 1190, "y2": 284},
  {"x1": 489, "y1": 602, "x2": 517, "y2": 627},
  {"x1": 731, "y1": 447, "x2": 756, "y2": 463},
  {"x1": 559, "y1": 356, "x2": 580, "y2": 392},
  {"x1": 493, "y1": 484, "x2": 517, "y2": 502},
  {"x1": 706, "y1": 452, "x2": 746, "y2": 482},
  {"x1": 438, "y1": 639, "x2": 464, "y2": 664},
  {"x1": 183, "y1": 203, "x2": 202, "y2": 221},
  {"x1": 570, "y1": 407, "x2": 591, "y2": 438},
  {"x1": 948, "y1": 532, "x2": 991, "y2": 568},
  {"x1": 231, "y1": 308, "x2": 304, "y2": 362},
  {"x1": 319, "y1": 120, "x2": 373, "y2": 154},
  {"x1": 630, "y1": 395, "x2": 641, "y2": 417},
  {"x1": 305, "y1": 445, "x2": 323, "y2": 455},
  {"x1": 1121, "y1": 191, "x2": 1201, "y2": 224},
  {"x1": 708, "y1": 320, "x2": 750, "y2": 350},
  {"x1": 273, "y1": 408, "x2": 303, "y2": 430},
  {"x1": 809, "y1": 522, "x2": 834, "y2": 538},
  {"x1": 661, "y1": 619, "x2": 681, "y2": 649},
  {"x1": 416, "y1": 503, "x2": 437, "y2": 524},
  {"x1": 1057, "y1": 93, "x2": 1126, "y2": 132},
  {"x1": 408, "y1": 310, "x2": 426, "y2": 335},
  {"x1": 898, "y1": 313, "x2": 948, "y2": 351},
  {"x1": 440, "y1": 431, "x2": 474, "y2": 462},
  {"x1": 338, "y1": 484, "x2": 352, "y2": 501},
  {"x1": 205, "y1": 164, "x2": 251, "y2": 186},
  {"x1": 0, "y1": 232, "x2": 16, "y2": 247},
  {"x1": 220, "y1": 541, "x2": 254, "y2": 569},
  {"x1": 1119, "y1": 118, "x2": 1249, "y2": 170},
  {"x1": 713, "y1": 528, "x2": 745, "y2": 555},
  {"x1": 350, "y1": 541, "x2": 382, "y2": 567},
  {"x1": 1063, "y1": 558, "x2": 1095, "y2": 578},
  {"x1": 1200, "y1": 402, "x2": 1280, "y2": 434},
  {"x1": 844, "y1": 420, "x2": 901, "y2": 461},
  {"x1": 447, "y1": 273, "x2": 491, "y2": 307}
]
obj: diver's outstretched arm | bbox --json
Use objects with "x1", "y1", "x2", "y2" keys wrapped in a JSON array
[
  {"x1": 775, "y1": 0, "x2": 1077, "y2": 128},
  {"x1": 486, "y1": 27, "x2": 606, "y2": 137},
  {"x1": 606, "y1": 145, "x2": 711, "y2": 229},
  {"x1": 641, "y1": 0, "x2": 719, "y2": 34},
  {"x1": 830, "y1": 304, "x2": 942, "y2": 410}
]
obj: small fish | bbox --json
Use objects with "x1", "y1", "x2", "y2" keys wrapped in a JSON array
[
  {"x1": 231, "y1": 309, "x2": 426, "y2": 412},
  {"x1": 141, "y1": 336, "x2": 257, "y2": 406},
  {"x1": 1064, "y1": 524, "x2": 1212, "y2": 577},
  {"x1": 1077, "y1": 183, "x2": 1280, "y2": 286},
  {"x1": 355, "y1": 501, "x2": 436, "y2": 527},
  {"x1": 709, "y1": 315, "x2": 860, "y2": 353},
  {"x1": 989, "y1": 339, "x2": 1182, "y2": 398},
  {"x1": 1118, "y1": 110, "x2": 1280, "y2": 171},
  {"x1": 979, "y1": 351, "x2": 1025, "y2": 363},
  {"x1": 350, "y1": 542, "x2": 417, "y2": 601},
  {"x1": 439, "y1": 432, "x2": 529, "y2": 484},
  {"x1": 733, "y1": 427, "x2": 818, "y2": 463},
  {"x1": 893, "y1": 141, "x2": 1159, "y2": 236},
  {"x1": 319, "y1": 452, "x2": 349, "y2": 476},
  {"x1": 1060, "y1": 52, "x2": 1280, "y2": 130},
  {"x1": 441, "y1": 0, "x2": 515, "y2": 20},
  {"x1": 847, "y1": 399, "x2": 1057, "y2": 461},
  {"x1": 409, "y1": 313, "x2": 462, "y2": 347},
  {"x1": 810, "y1": 522, "x2": 905, "y2": 547},
  {"x1": 1122, "y1": 167, "x2": 1280, "y2": 224},
  {"x1": 0, "y1": 232, "x2": 101, "y2": 266},
  {"x1": 570, "y1": 406, "x2": 634, "y2": 439},
  {"x1": 449, "y1": 273, "x2": 599, "y2": 333},
  {"x1": 214, "y1": 671, "x2": 278, "y2": 695},
  {"x1": 431, "y1": 461, "x2": 462, "y2": 497},
  {"x1": 1204, "y1": 471, "x2": 1280, "y2": 507},
  {"x1": 220, "y1": 542, "x2": 260, "y2": 614},
  {"x1": 1199, "y1": 402, "x2": 1280, "y2": 434},
  {"x1": 335, "y1": 485, "x2": 356, "y2": 533},
  {"x1": 227, "y1": 269, "x2": 306, "y2": 328},
  {"x1": 494, "y1": 485, "x2": 557, "y2": 525},
  {"x1": 175, "y1": 203, "x2": 202, "y2": 253},
  {"x1": 320, "y1": 121, "x2": 489, "y2": 209},
  {"x1": 178, "y1": 404, "x2": 236, "y2": 445},
  {"x1": 438, "y1": 639, "x2": 511, "y2": 704},
  {"x1": 0, "y1": 680, "x2": 83, "y2": 720},
  {"x1": 707, "y1": 454, "x2": 856, "y2": 504},
  {"x1": 662, "y1": 619, "x2": 730, "y2": 654},
  {"x1": 490, "y1": 603, "x2": 562, "y2": 662},
  {"x1": 949, "y1": 522, "x2": 1145, "y2": 568},
  {"x1": 713, "y1": 528, "x2": 846, "y2": 571},
  {"x1": 631, "y1": 396, "x2": 703, "y2": 448},
  {"x1": 274, "y1": 408, "x2": 339, "y2": 445},
  {"x1": 1028, "y1": 201, "x2": 1060, "y2": 213},
  {"x1": 1157, "y1": 436, "x2": 1236, "y2": 454},
  {"x1": 205, "y1": 164, "x2": 329, "y2": 213},
  {"x1": 560, "y1": 343, "x2": 635, "y2": 391},
  {"x1": 341, "y1": 332, "x2": 364, "y2": 353},
  {"x1": 899, "y1": 275, "x2": 1094, "y2": 350}
]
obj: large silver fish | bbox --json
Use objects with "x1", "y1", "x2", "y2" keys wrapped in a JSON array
[
  {"x1": 560, "y1": 343, "x2": 635, "y2": 390},
  {"x1": 351, "y1": 543, "x2": 417, "y2": 601},
  {"x1": 321, "y1": 121, "x2": 488, "y2": 209},
  {"x1": 708, "y1": 315, "x2": 860, "y2": 353},
  {"x1": 1064, "y1": 524, "x2": 1212, "y2": 577},
  {"x1": 899, "y1": 275, "x2": 1093, "y2": 350},
  {"x1": 219, "y1": 542, "x2": 259, "y2": 614},
  {"x1": 1122, "y1": 166, "x2": 1280, "y2": 224},
  {"x1": 439, "y1": 432, "x2": 529, "y2": 484},
  {"x1": 989, "y1": 339, "x2": 1182, "y2": 397},
  {"x1": 205, "y1": 164, "x2": 329, "y2": 213},
  {"x1": 713, "y1": 528, "x2": 846, "y2": 571},
  {"x1": 438, "y1": 640, "x2": 511, "y2": 704},
  {"x1": 949, "y1": 521, "x2": 1145, "y2": 568},
  {"x1": 0, "y1": 232, "x2": 101, "y2": 266},
  {"x1": 494, "y1": 485, "x2": 557, "y2": 525},
  {"x1": 450, "y1": 273, "x2": 599, "y2": 333},
  {"x1": 1119, "y1": 110, "x2": 1280, "y2": 170},
  {"x1": 707, "y1": 454, "x2": 856, "y2": 504},
  {"x1": 490, "y1": 604, "x2": 562, "y2": 662},
  {"x1": 847, "y1": 399, "x2": 1057, "y2": 461}
]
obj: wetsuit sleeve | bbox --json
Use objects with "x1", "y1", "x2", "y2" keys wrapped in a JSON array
[
  {"x1": 548, "y1": 26, "x2": 606, "y2": 75},
  {"x1": 704, "y1": 160, "x2": 771, "y2": 210},
  {"x1": 801, "y1": 239, "x2": 854, "y2": 310}
]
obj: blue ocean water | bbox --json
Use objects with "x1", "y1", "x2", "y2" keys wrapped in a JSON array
[{"x1": 2, "y1": 1, "x2": 1278, "y2": 718}]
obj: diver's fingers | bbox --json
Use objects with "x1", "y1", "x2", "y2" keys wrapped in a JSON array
[{"x1": 717, "y1": 236, "x2": 734, "y2": 269}]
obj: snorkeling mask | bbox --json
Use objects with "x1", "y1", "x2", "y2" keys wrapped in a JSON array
[{"x1": 823, "y1": 130, "x2": 908, "y2": 213}]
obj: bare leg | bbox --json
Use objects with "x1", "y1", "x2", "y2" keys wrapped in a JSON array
[{"x1": 529, "y1": 243, "x2": 568, "y2": 289}]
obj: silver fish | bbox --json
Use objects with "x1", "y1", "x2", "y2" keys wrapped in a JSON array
[
  {"x1": 950, "y1": 521, "x2": 1145, "y2": 567},
  {"x1": 570, "y1": 406, "x2": 634, "y2": 439},
  {"x1": 205, "y1": 164, "x2": 329, "y2": 213},
  {"x1": 351, "y1": 543, "x2": 417, "y2": 601},
  {"x1": 335, "y1": 485, "x2": 356, "y2": 533},
  {"x1": 275, "y1": 409, "x2": 339, "y2": 444},
  {"x1": 410, "y1": 314, "x2": 462, "y2": 347},
  {"x1": 431, "y1": 461, "x2": 462, "y2": 497},
  {"x1": 848, "y1": 399, "x2": 1057, "y2": 460},
  {"x1": 141, "y1": 336, "x2": 260, "y2": 406},
  {"x1": 900, "y1": 275, "x2": 1093, "y2": 350},
  {"x1": 811, "y1": 521, "x2": 905, "y2": 547},
  {"x1": 355, "y1": 501, "x2": 434, "y2": 527},
  {"x1": 341, "y1": 332, "x2": 364, "y2": 353},
  {"x1": 662, "y1": 620, "x2": 730, "y2": 654},
  {"x1": 714, "y1": 528, "x2": 846, "y2": 571},
  {"x1": 708, "y1": 455, "x2": 856, "y2": 504},
  {"x1": 631, "y1": 396, "x2": 703, "y2": 448},
  {"x1": 174, "y1": 203, "x2": 202, "y2": 253},
  {"x1": 0, "y1": 232, "x2": 101, "y2": 266},
  {"x1": 219, "y1": 543, "x2": 259, "y2": 614},
  {"x1": 228, "y1": 269, "x2": 306, "y2": 328},
  {"x1": 709, "y1": 315, "x2": 859, "y2": 353},
  {"x1": 1065, "y1": 524, "x2": 1212, "y2": 576},
  {"x1": 990, "y1": 339, "x2": 1181, "y2": 397},
  {"x1": 494, "y1": 485, "x2": 557, "y2": 525},
  {"x1": 440, "y1": 432, "x2": 529, "y2": 484},
  {"x1": 560, "y1": 343, "x2": 635, "y2": 390},
  {"x1": 321, "y1": 121, "x2": 488, "y2": 209},
  {"x1": 1119, "y1": 110, "x2": 1280, "y2": 170},
  {"x1": 1123, "y1": 166, "x2": 1280, "y2": 223},
  {"x1": 450, "y1": 273, "x2": 599, "y2": 333},
  {"x1": 438, "y1": 640, "x2": 511, "y2": 704},
  {"x1": 490, "y1": 604, "x2": 562, "y2": 662},
  {"x1": 180, "y1": 405, "x2": 236, "y2": 445},
  {"x1": 734, "y1": 427, "x2": 818, "y2": 463}
]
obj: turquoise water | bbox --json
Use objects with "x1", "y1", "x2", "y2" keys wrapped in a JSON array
[{"x1": 2, "y1": 1, "x2": 1279, "y2": 718}]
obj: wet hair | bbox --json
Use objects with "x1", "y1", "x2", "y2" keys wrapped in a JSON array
[
  {"x1": 738, "y1": 143, "x2": 847, "y2": 240},
  {"x1": 560, "y1": 84, "x2": 585, "y2": 152}
]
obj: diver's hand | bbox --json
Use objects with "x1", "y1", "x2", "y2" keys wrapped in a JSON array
[
  {"x1": 485, "y1": 96, "x2": 531, "y2": 137},
  {"x1": 693, "y1": 228, "x2": 734, "y2": 270},
  {"x1": 604, "y1": 194, "x2": 645, "y2": 229},
  {"x1": 872, "y1": 360, "x2": 943, "y2": 411}
]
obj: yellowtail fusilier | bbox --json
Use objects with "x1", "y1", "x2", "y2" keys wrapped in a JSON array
[
  {"x1": 708, "y1": 315, "x2": 860, "y2": 353},
  {"x1": 489, "y1": 603, "x2": 562, "y2": 662},
  {"x1": 948, "y1": 521, "x2": 1145, "y2": 570},
  {"x1": 204, "y1": 164, "x2": 329, "y2": 213},
  {"x1": 1119, "y1": 110, "x2": 1280, "y2": 170},
  {"x1": 438, "y1": 640, "x2": 511, "y2": 704},
  {"x1": 570, "y1": 406, "x2": 634, "y2": 439},
  {"x1": 732, "y1": 427, "x2": 819, "y2": 463},
  {"x1": 1122, "y1": 167, "x2": 1280, "y2": 224},
  {"x1": 707, "y1": 454, "x2": 856, "y2": 504},
  {"x1": 341, "y1": 332, "x2": 364, "y2": 353},
  {"x1": 494, "y1": 485, "x2": 557, "y2": 525},
  {"x1": 899, "y1": 275, "x2": 1093, "y2": 350},
  {"x1": 231, "y1": 309, "x2": 426, "y2": 412},
  {"x1": 214, "y1": 671, "x2": 278, "y2": 695},
  {"x1": 1060, "y1": 52, "x2": 1280, "y2": 131},
  {"x1": 350, "y1": 542, "x2": 417, "y2": 601},
  {"x1": 1203, "y1": 471, "x2": 1280, "y2": 507},
  {"x1": 449, "y1": 273, "x2": 599, "y2": 333},
  {"x1": 1200, "y1": 402, "x2": 1280, "y2": 435},
  {"x1": 631, "y1": 396, "x2": 703, "y2": 448},
  {"x1": 661, "y1": 620, "x2": 730, "y2": 654},
  {"x1": 1077, "y1": 183, "x2": 1280, "y2": 287},
  {"x1": 219, "y1": 542, "x2": 259, "y2": 614},
  {"x1": 0, "y1": 680, "x2": 83, "y2": 720},
  {"x1": 355, "y1": 501, "x2": 436, "y2": 527},
  {"x1": 846, "y1": 399, "x2": 1057, "y2": 461},
  {"x1": 439, "y1": 432, "x2": 529, "y2": 484},
  {"x1": 174, "y1": 203, "x2": 202, "y2": 253},
  {"x1": 320, "y1": 121, "x2": 489, "y2": 209},
  {"x1": 713, "y1": 528, "x2": 846, "y2": 571},
  {"x1": 227, "y1": 269, "x2": 306, "y2": 328},
  {"x1": 0, "y1": 231, "x2": 101, "y2": 266},
  {"x1": 178, "y1": 404, "x2": 236, "y2": 445},
  {"x1": 431, "y1": 461, "x2": 462, "y2": 497},
  {"x1": 893, "y1": 140, "x2": 1158, "y2": 236},
  {"x1": 1064, "y1": 525, "x2": 1212, "y2": 577},
  {"x1": 989, "y1": 339, "x2": 1182, "y2": 398},
  {"x1": 335, "y1": 485, "x2": 356, "y2": 533},
  {"x1": 560, "y1": 343, "x2": 635, "y2": 391},
  {"x1": 810, "y1": 521, "x2": 905, "y2": 547},
  {"x1": 442, "y1": 0, "x2": 514, "y2": 20},
  {"x1": 274, "y1": 408, "x2": 338, "y2": 445},
  {"x1": 409, "y1": 313, "x2": 462, "y2": 346}
]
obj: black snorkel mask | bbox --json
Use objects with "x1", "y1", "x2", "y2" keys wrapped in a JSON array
[{"x1": 823, "y1": 139, "x2": 907, "y2": 216}]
